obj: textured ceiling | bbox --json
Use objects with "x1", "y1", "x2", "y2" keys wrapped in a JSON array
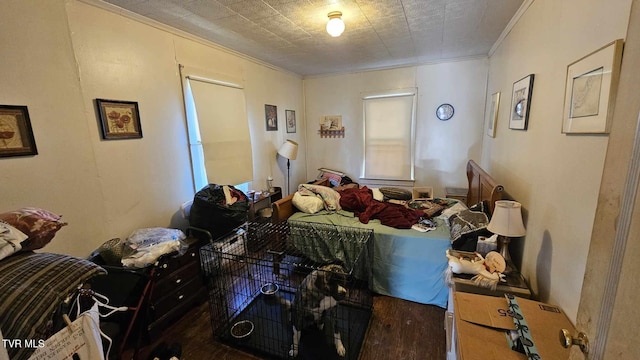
[{"x1": 101, "y1": 0, "x2": 524, "y2": 76}]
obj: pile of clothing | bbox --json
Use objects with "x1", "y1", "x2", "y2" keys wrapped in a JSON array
[{"x1": 93, "y1": 228, "x2": 187, "y2": 268}]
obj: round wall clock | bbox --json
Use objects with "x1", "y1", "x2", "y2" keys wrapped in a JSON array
[{"x1": 436, "y1": 103, "x2": 454, "y2": 121}]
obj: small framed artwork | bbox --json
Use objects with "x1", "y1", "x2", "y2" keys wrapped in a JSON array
[
  {"x1": 265, "y1": 104, "x2": 278, "y2": 131},
  {"x1": 286, "y1": 110, "x2": 296, "y2": 133},
  {"x1": 509, "y1": 74, "x2": 534, "y2": 130},
  {"x1": 487, "y1": 92, "x2": 500, "y2": 137},
  {"x1": 320, "y1": 115, "x2": 342, "y2": 130},
  {"x1": 412, "y1": 187, "x2": 434, "y2": 200},
  {"x1": 562, "y1": 39, "x2": 624, "y2": 134},
  {"x1": 0, "y1": 105, "x2": 38, "y2": 157},
  {"x1": 96, "y1": 99, "x2": 142, "y2": 140}
]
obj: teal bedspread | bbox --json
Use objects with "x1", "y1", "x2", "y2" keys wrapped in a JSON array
[{"x1": 289, "y1": 210, "x2": 451, "y2": 308}]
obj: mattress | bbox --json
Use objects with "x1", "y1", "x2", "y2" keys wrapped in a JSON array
[{"x1": 288, "y1": 210, "x2": 451, "y2": 308}]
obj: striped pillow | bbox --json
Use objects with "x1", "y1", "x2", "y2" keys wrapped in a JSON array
[{"x1": 379, "y1": 187, "x2": 412, "y2": 200}]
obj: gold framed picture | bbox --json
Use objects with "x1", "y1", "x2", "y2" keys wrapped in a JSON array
[
  {"x1": 96, "y1": 99, "x2": 142, "y2": 140},
  {"x1": 0, "y1": 105, "x2": 38, "y2": 157}
]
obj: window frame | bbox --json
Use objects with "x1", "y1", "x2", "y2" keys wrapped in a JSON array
[
  {"x1": 361, "y1": 88, "x2": 418, "y2": 182},
  {"x1": 179, "y1": 65, "x2": 252, "y2": 192}
]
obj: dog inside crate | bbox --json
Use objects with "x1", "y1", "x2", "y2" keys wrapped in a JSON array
[{"x1": 200, "y1": 221, "x2": 373, "y2": 360}]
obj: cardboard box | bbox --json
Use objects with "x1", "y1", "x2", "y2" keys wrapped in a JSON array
[{"x1": 454, "y1": 292, "x2": 576, "y2": 359}]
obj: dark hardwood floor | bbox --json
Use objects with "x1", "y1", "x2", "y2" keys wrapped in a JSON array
[{"x1": 123, "y1": 295, "x2": 446, "y2": 360}]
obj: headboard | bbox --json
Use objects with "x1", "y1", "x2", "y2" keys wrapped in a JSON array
[
  {"x1": 271, "y1": 178, "x2": 330, "y2": 223},
  {"x1": 466, "y1": 159, "x2": 504, "y2": 215}
]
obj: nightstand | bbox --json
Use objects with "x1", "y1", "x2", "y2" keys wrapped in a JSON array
[
  {"x1": 445, "y1": 187, "x2": 468, "y2": 203},
  {"x1": 248, "y1": 187, "x2": 282, "y2": 221}
]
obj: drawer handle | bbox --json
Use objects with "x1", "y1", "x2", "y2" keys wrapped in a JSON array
[
  {"x1": 178, "y1": 295, "x2": 184, "y2": 301},
  {"x1": 175, "y1": 279, "x2": 182, "y2": 284},
  {"x1": 191, "y1": 252, "x2": 196, "y2": 257},
  {"x1": 162, "y1": 264, "x2": 168, "y2": 269}
]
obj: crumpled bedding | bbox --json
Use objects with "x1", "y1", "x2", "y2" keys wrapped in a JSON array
[
  {"x1": 298, "y1": 183, "x2": 342, "y2": 211},
  {"x1": 338, "y1": 186, "x2": 423, "y2": 229}
]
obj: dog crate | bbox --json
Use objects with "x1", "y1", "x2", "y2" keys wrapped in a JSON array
[{"x1": 200, "y1": 220, "x2": 373, "y2": 360}]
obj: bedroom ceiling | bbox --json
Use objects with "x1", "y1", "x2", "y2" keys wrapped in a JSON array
[{"x1": 100, "y1": 0, "x2": 525, "y2": 76}]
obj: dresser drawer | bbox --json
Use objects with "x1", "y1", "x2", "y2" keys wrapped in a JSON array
[
  {"x1": 151, "y1": 260, "x2": 201, "y2": 300},
  {"x1": 146, "y1": 286, "x2": 206, "y2": 339},
  {"x1": 153, "y1": 245, "x2": 200, "y2": 279},
  {"x1": 149, "y1": 277, "x2": 204, "y2": 317}
]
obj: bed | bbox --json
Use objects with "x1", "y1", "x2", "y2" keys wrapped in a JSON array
[
  {"x1": 0, "y1": 208, "x2": 106, "y2": 360},
  {"x1": 271, "y1": 160, "x2": 503, "y2": 308}
]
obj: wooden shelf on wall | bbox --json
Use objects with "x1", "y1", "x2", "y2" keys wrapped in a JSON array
[{"x1": 318, "y1": 127, "x2": 345, "y2": 138}]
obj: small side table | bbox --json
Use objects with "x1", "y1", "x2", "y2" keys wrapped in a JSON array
[
  {"x1": 248, "y1": 187, "x2": 282, "y2": 220},
  {"x1": 445, "y1": 187, "x2": 468, "y2": 203}
]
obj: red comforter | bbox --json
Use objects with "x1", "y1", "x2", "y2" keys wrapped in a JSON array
[{"x1": 338, "y1": 187, "x2": 423, "y2": 229}]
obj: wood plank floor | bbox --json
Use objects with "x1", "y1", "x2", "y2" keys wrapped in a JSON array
[{"x1": 123, "y1": 295, "x2": 446, "y2": 360}]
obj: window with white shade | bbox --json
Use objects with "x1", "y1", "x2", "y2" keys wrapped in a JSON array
[
  {"x1": 362, "y1": 89, "x2": 417, "y2": 181},
  {"x1": 181, "y1": 68, "x2": 253, "y2": 191}
]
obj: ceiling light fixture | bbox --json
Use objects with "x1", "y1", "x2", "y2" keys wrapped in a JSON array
[{"x1": 326, "y1": 11, "x2": 345, "y2": 37}]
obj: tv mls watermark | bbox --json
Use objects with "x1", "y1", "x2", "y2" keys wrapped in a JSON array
[{"x1": 3, "y1": 338, "x2": 46, "y2": 349}]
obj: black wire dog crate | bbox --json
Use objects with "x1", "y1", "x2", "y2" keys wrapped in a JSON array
[{"x1": 200, "y1": 220, "x2": 373, "y2": 360}]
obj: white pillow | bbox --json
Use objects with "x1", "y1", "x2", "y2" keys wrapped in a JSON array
[
  {"x1": 0, "y1": 221, "x2": 27, "y2": 260},
  {"x1": 371, "y1": 188, "x2": 385, "y2": 202},
  {"x1": 292, "y1": 192, "x2": 324, "y2": 214}
]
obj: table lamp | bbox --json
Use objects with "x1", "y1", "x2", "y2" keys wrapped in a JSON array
[
  {"x1": 487, "y1": 200, "x2": 526, "y2": 271},
  {"x1": 277, "y1": 139, "x2": 298, "y2": 194}
]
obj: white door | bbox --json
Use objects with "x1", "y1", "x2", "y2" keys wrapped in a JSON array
[{"x1": 572, "y1": 2, "x2": 640, "y2": 359}]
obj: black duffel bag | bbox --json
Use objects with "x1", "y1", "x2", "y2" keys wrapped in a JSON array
[{"x1": 189, "y1": 184, "x2": 249, "y2": 240}]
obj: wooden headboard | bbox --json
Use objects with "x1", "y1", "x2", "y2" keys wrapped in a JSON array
[
  {"x1": 466, "y1": 159, "x2": 504, "y2": 215},
  {"x1": 271, "y1": 178, "x2": 330, "y2": 222}
]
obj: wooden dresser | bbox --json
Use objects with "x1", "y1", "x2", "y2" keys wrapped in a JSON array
[
  {"x1": 88, "y1": 234, "x2": 209, "y2": 358},
  {"x1": 145, "y1": 236, "x2": 208, "y2": 339}
]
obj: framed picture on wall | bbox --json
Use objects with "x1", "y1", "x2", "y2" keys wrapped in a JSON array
[
  {"x1": 321, "y1": 115, "x2": 342, "y2": 130},
  {"x1": 265, "y1": 104, "x2": 278, "y2": 131},
  {"x1": 0, "y1": 105, "x2": 38, "y2": 157},
  {"x1": 96, "y1": 99, "x2": 143, "y2": 140},
  {"x1": 487, "y1": 92, "x2": 500, "y2": 137},
  {"x1": 509, "y1": 74, "x2": 534, "y2": 130},
  {"x1": 562, "y1": 39, "x2": 623, "y2": 134},
  {"x1": 286, "y1": 110, "x2": 296, "y2": 133}
]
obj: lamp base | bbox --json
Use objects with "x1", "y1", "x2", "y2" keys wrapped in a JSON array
[
  {"x1": 286, "y1": 159, "x2": 291, "y2": 195},
  {"x1": 498, "y1": 236, "x2": 513, "y2": 274}
]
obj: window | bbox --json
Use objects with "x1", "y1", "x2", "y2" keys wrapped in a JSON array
[
  {"x1": 362, "y1": 89, "x2": 417, "y2": 181},
  {"x1": 181, "y1": 69, "x2": 253, "y2": 191}
]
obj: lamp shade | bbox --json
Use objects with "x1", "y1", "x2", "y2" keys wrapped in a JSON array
[
  {"x1": 487, "y1": 200, "x2": 526, "y2": 237},
  {"x1": 277, "y1": 139, "x2": 298, "y2": 160}
]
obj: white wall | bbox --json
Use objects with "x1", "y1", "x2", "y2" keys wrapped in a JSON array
[
  {"x1": 0, "y1": 0, "x2": 304, "y2": 257},
  {"x1": 483, "y1": 0, "x2": 632, "y2": 322},
  {"x1": 303, "y1": 58, "x2": 488, "y2": 196}
]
